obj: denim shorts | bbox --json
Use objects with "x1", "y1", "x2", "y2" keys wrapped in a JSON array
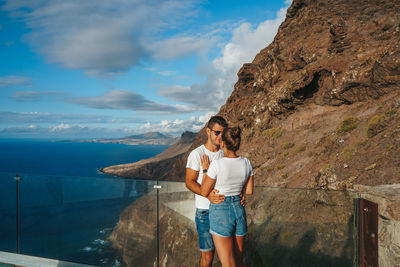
[
  {"x1": 195, "y1": 208, "x2": 215, "y2": 252},
  {"x1": 209, "y1": 195, "x2": 247, "y2": 237}
]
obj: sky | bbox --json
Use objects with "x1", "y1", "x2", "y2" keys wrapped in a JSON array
[{"x1": 0, "y1": 0, "x2": 291, "y2": 139}]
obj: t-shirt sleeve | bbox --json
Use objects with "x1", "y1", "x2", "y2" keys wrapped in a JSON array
[
  {"x1": 246, "y1": 158, "x2": 254, "y2": 177},
  {"x1": 207, "y1": 161, "x2": 218, "y2": 180},
  {"x1": 186, "y1": 150, "x2": 200, "y2": 171}
]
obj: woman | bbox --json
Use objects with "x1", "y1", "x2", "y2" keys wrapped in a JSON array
[{"x1": 200, "y1": 126, "x2": 254, "y2": 267}]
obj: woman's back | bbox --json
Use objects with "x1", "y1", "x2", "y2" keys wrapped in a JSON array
[{"x1": 207, "y1": 156, "x2": 253, "y2": 196}]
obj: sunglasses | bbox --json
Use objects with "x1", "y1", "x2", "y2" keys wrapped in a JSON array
[{"x1": 209, "y1": 129, "x2": 222, "y2": 136}]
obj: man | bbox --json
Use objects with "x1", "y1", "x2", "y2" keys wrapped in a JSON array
[{"x1": 186, "y1": 116, "x2": 227, "y2": 267}]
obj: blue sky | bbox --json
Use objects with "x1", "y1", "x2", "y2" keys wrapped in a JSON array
[{"x1": 0, "y1": 0, "x2": 291, "y2": 139}]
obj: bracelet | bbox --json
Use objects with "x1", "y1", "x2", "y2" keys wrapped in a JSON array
[{"x1": 203, "y1": 169, "x2": 207, "y2": 173}]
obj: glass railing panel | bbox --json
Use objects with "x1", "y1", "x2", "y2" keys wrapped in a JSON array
[
  {"x1": 0, "y1": 173, "x2": 17, "y2": 253},
  {"x1": 158, "y1": 181, "x2": 197, "y2": 266},
  {"x1": 157, "y1": 184, "x2": 358, "y2": 267},
  {"x1": 109, "y1": 180, "x2": 159, "y2": 267},
  {"x1": 0, "y1": 172, "x2": 157, "y2": 267},
  {"x1": 103, "y1": 180, "x2": 193, "y2": 267},
  {"x1": 245, "y1": 187, "x2": 357, "y2": 267},
  {"x1": 1, "y1": 173, "x2": 361, "y2": 267}
]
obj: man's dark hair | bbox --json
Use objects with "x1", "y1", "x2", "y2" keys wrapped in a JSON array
[{"x1": 207, "y1": 116, "x2": 228, "y2": 129}]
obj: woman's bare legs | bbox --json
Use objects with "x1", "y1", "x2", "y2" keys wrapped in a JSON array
[
  {"x1": 233, "y1": 235, "x2": 246, "y2": 267},
  {"x1": 212, "y1": 234, "x2": 236, "y2": 267}
]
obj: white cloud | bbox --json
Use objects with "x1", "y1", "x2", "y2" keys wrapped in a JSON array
[
  {"x1": 67, "y1": 90, "x2": 191, "y2": 113},
  {"x1": 0, "y1": 111, "x2": 218, "y2": 138},
  {"x1": 0, "y1": 111, "x2": 142, "y2": 124},
  {"x1": 10, "y1": 90, "x2": 66, "y2": 101},
  {"x1": 0, "y1": 124, "x2": 118, "y2": 138},
  {"x1": 0, "y1": 76, "x2": 33, "y2": 88},
  {"x1": 148, "y1": 36, "x2": 212, "y2": 61},
  {"x1": 0, "y1": 125, "x2": 46, "y2": 134},
  {"x1": 0, "y1": 121, "x2": 190, "y2": 139},
  {"x1": 213, "y1": 9, "x2": 287, "y2": 72},
  {"x1": 157, "y1": 70, "x2": 177, "y2": 77},
  {"x1": 2, "y1": 0, "x2": 207, "y2": 76},
  {"x1": 0, "y1": 1, "x2": 293, "y2": 138},
  {"x1": 50, "y1": 123, "x2": 72, "y2": 132},
  {"x1": 138, "y1": 111, "x2": 215, "y2": 134},
  {"x1": 198, "y1": 111, "x2": 215, "y2": 124},
  {"x1": 158, "y1": 5, "x2": 289, "y2": 111}
]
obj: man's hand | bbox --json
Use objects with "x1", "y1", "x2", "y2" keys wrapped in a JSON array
[
  {"x1": 240, "y1": 193, "x2": 246, "y2": 207},
  {"x1": 207, "y1": 189, "x2": 225, "y2": 204}
]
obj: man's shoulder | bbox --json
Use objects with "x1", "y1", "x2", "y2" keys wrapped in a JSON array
[
  {"x1": 189, "y1": 144, "x2": 205, "y2": 156},
  {"x1": 186, "y1": 145, "x2": 205, "y2": 169},
  {"x1": 187, "y1": 145, "x2": 205, "y2": 161}
]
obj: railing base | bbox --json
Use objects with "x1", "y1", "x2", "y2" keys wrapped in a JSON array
[{"x1": 0, "y1": 251, "x2": 99, "y2": 267}]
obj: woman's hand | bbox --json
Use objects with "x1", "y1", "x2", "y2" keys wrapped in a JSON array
[
  {"x1": 201, "y1": 154, "x2": 210, "y2": 171},
  {"x1": 240, "y1": 193, "x2": 246, "y2": 207}
]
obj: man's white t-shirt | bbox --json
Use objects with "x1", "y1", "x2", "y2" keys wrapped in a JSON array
[
  {"x1": 207, "y1": 157, "x2": 253, "y2": 196},
  {"x1": 186, "y1": 144, "x2": 224, "y2": 209}
]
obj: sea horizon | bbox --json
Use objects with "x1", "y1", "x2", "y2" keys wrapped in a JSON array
[
  {"x1": 0, "y1": 140, "x2": 169, "y2": 266},
  {"x1": 0, "y1": 138, "x2": 169, "y2": 178}
]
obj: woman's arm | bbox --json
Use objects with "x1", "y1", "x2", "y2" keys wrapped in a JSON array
[
  {"x1": 200, "y1": 175, "x2": 216, "y2": 197},
  {"x1": 243, "y1": 175, "x2": 254, "y2": 195}
]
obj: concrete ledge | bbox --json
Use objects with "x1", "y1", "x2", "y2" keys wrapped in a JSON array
[
  {"x1": 0, "y1": 252, "x2": 98, "y2": 267},
  {"x1": 163, "y1": 199, "x2": 195, "y2": 222}
]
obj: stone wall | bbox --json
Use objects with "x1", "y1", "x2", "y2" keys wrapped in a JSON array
[{"x1": 353, "y1": 184, "x2": 400, "y2": 267}]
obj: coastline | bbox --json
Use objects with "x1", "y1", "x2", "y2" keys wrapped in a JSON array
[{"x1": 100, "y1": 131, "x2": 196, "y2": 180}]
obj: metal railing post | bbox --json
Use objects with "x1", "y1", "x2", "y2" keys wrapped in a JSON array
[
  {"x1": 154, "y1": 181, "x2": 162, "y2": 267},
  {"x1": 14, "y1": 174, "x2": 21, "y2": 254}
]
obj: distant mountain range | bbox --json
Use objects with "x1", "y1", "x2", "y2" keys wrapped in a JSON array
[
  {"x1": 123, "y1": 132, "x2": 172, "y2": 140},
  {"x1": 66, "y1": 132, "x2": 179, "y2": 145}
]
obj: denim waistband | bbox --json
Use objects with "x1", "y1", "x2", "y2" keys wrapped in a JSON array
[{"x1": 223, "y1": 195, "x2": 241, "y2": 202}]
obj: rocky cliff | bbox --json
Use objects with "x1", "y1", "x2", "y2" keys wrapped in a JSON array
[
  {"x1": 167, "y1": 0, "x2": 400, "y2": 189},
  {"x1": 110, "y1": 0, "x2": 400, "y2": 266}
]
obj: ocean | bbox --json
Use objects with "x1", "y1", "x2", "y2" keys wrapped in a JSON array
[{"x1": 0, "y1": 139, "x2": 169, "y2": 266}]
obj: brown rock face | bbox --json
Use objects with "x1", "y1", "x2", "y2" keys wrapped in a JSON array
[
  {"x1": 168, "y1": 0, "x2": 400, "y2": 188},
  {"x1": 111, "y1": 2, "x2": 400, "y2": 266}
]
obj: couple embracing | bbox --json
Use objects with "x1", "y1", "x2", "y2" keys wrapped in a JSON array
[{"x1": 186, "y1": 116, "x2": 254, "y2": 267}]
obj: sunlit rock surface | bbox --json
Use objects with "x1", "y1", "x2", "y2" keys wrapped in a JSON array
[{"x1": 111, "y1": 0, "x2": 400, "y2": 265}]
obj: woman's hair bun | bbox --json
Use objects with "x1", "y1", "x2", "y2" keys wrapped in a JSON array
[
  {"x1": 222, "y1": 126, "x2": 241, "y2": 152},
  {"x1": 230, "y1": 126, "x2": 241, "y2": 137}
]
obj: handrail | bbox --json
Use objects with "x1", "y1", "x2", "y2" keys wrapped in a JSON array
[
  {"x1": 2, "y1": 172, "x2": 382, "y2": 266},
  {"x1": 0, "y1": 251, "x2": 99, "y2": 267}
]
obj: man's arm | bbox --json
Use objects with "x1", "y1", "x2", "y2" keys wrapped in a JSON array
[
  {"x1": 200, "y1": 175, "x2": 216, "y2": 197},
  {"x1": 186, "y1": 168, "x2": 225, "y2": 204},
  {"x1": 185, "y1": 168, "x2": 201, "y2": 195}
]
